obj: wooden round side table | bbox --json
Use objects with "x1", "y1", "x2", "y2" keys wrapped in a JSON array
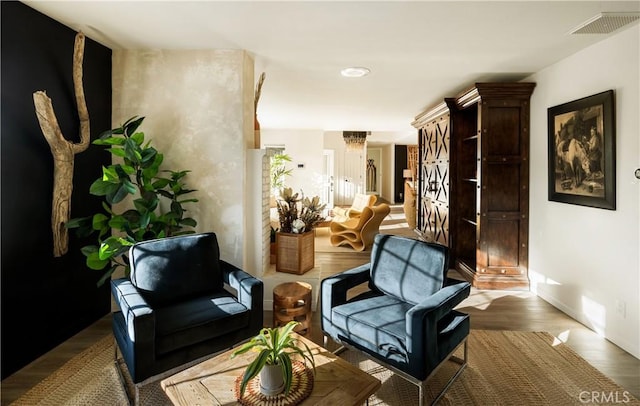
[{"x1": 273, "y1": 281, "x2": 312, "y2": 335}]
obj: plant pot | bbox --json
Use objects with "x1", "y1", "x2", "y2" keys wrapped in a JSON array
[
  {"x1": 276, "y1": 231, "x2": 314, "y2": 274},
  {"x1": 259, "y1": 363, "x2": 285, "y2": 396}
]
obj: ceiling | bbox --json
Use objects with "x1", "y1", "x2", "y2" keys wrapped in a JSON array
[{"x1": 24, "y1": 1, "x2": 640, "y2": 145}]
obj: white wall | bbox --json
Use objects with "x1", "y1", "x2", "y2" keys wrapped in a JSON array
[
  {"x1": 528, "y1": 25, "x2": 639, "y2": 358},
  {"x1": 261, "y1": 129, "x2": 325, "y2": 201},
  {"x1": 112, "y1": 49, "x2": 255, "y2": 271}
]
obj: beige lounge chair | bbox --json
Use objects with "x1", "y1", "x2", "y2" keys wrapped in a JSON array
[
  {"x1": 329, "y1": 203, "x2": 390, "y2": 251},
  {"x1": 332, "y1": 193, "x2": 377, "y2": 222}
]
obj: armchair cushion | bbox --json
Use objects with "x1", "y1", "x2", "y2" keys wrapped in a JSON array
[
  {"x1": 370, "y1": 234, "x2": 449, "y2": 305},
  {"x1": 332, "y1": 293, "x2": 412, "y2": 365},
  {"x1": 129, "y1": 233, "x2": 223, "y2": 307},
  {"x1": 155, "y1": 291, "x2": 250, "y2": 355}
]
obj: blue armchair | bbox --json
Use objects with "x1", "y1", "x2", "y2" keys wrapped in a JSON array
[
  {"x1": 111, "y1": 232, "x2": 263, "y2": 387},
  {"x1": 321, "y1": 234, "x2": 470, "y2": 405}
]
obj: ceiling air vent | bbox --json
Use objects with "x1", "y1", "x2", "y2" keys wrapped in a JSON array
[{"x1": 570, "y1": 12, "x2": 640, "y2": 34}]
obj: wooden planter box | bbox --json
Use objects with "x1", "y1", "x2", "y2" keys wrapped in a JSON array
[
  {"x1": 276, "y1": 231, "x2": 314, "y2": 275},
  {"x1": 270, "y1": 242, "x2": 277, "y2": 264}
]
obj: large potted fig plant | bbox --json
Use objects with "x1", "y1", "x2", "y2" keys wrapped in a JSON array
[{"x1": 67, "y1": 116, "x2": 198, "y2": 286}]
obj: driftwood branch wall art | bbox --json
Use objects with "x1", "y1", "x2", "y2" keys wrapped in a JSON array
[{"x1": 33, "y1": 32, "x2": 90, "y2": 257}]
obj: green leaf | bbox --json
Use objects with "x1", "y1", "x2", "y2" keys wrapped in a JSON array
[
  {"x1": 280, "y1": 354, "x2": 293, "y2": 394},
  {"x1": 120, "y1": 165, "x2": 136, "y2": 175},
  {"x1": 97, "y1": 129, "x2": 114, "y2": 139},
  {"x1": 157, "y1": 190, "x2": 173, "y2": 199},
  {"x1": 124, "y1": 116, "x2": 145, "y2": 136},
  {"x1": 124, "y1": 138, "x2": 142, "y2": 162},
  {"x1": 102, "y1": 201, "x2": 113, "y2": 214},
  {"x1": 89, "y1": 178, "x2": 113, "y2": 196},
  {"x1": 122, "y1": 178, "x2": 137, "y2": 195},
  {"x1": 178, "y1": 198, "x2": 199, "y2": 204},
  {"x1": 108, "y1": 215, "x2": 128, "y2": 231},
  {"x1": 139, "y1": 211, "x2": 150, "y2": 228},
  {"x1": 94, "y1": 136, "x2": 125, "y2": 146},
  {"x1": 107, "y1": 147, "x2": 127, "y2": 158},
  {"x1": 65, "y1": 216, "x2": 91, "y2": 229},
  {"x1": 107, "y1": 184, "x2": 131, "y2": 205},
  {"x1": 86, "y1": 251, "x2": 109, "y2": 270},
  {"x1": 103, "y1": 165, "x2": 121, "y2": 182},
  {"x1": 131, "y1": 131, "x2": 144, "y2": 146},
  {"x1": 175, "y1": 188, "x2": 196, "y2": 196},
  {"x1": 98, "y1": 237, "x2": 130, "y2": 260},
  {"x1": 80, "y1": 245, "x2": 99, "y2": 257},
  {"x1": 152, "y1": 178, "x2": 171, "y2": 189},
  {"x1": 180, "y1": 218, "x2": 197, "y2": 227},
  {"x1": 92, "y1": 213, "x2": 109, "y2": 231},
  {"x1": 277, "y1": 322, "x2": 299, "y2": 348},
  {"x1": 96, "y1": 264, "x2": 118, "y2": 287},
  {"x1": 170, "y1": 201, "x2": 184, "y2": 217},
  {"x1": 239, "y1": 350, "x2": 271, "y2": 397},
  {"x1": 231, "y1": 340, "x2": 260, "y2": 357},
  {"x1": 122, "y1": 209, "x2": 141, "y2": 223},
  {"x1": 142, "y1": 154, "x2": 162, "y2": 179},
  {"x1": 140, "y1": 147, "x2": 157, "y2": 164},
  {"x1": 170, "y1": 170, "x2": 190, "y2": 181},
  {"x1": 133, "y1": 193, "x2": 158, "y2": 213}
]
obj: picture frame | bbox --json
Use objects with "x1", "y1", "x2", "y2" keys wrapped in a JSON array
[{"x1": 547, "y1": 90, "x2": 615, "y2": 210}]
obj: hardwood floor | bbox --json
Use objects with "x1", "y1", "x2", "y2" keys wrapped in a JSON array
[{"x1": 3, "y1": 212, "x2": 639, "y2": 404}]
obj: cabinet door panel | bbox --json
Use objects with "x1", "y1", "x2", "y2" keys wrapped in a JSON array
[
  {"x1": 433, "y1": 203, "x2": 449, "y2": 246},
  {"x1": 485, "y1": 163, "x2": 521, "y2": 212},
  {"x1": 418, "y1": 116, "x2": 450, "y2": 246},
  {"x1": 482, "y1": 219, "x2": 520, "y2": 268},
  {"x1": 486, "y1": 106, "x2": 522, "y2": 155}
]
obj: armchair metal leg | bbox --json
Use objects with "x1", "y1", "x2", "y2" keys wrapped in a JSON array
[
  {"x1": 323, "y1": 334, "x2": 347, "y2": 355},
  {"x1": 112, "y1": 338, "x2": 134, "y2": 406},
  {"x1": 332, "y1": 345, "x2": 347, "y2": 356},
  {"x1": 328, "y1": 335, "x2": 468, "y2": 405},
  {"x1": 426, "y1": 339, "x2": 468, "y2": 406}
]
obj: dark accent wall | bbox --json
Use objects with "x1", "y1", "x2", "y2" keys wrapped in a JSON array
[
  {"x1": 394, "y1": 145, "x2": 408, "y2": 203},
  {"x1": 1, "y1": 2, "x2": 112, "y2": 378}
]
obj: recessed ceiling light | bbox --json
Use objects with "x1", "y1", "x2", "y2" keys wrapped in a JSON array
[{"x1": 341, "y1": 67, "x2": 371, "y2": 78}]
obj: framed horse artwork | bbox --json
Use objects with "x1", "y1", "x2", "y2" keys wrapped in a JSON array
[{"x1": 547, "y1": 90, "x2": 616, "y2": 210}]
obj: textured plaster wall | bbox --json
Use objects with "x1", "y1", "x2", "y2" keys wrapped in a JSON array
[
  {"x1": 112, "y1": 49, "x2": 254, "y2": 269},
  {"x1": 527, "y1": 25, "x2": 639, "y2": 358}
]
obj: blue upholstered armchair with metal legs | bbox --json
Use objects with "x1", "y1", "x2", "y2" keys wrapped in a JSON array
[
  {"x1": 321, "y1": 234, "x2": 470, "y2": 406},
  {"x1": 111, "y1": 232, "x2": 263, "y2": 393}
]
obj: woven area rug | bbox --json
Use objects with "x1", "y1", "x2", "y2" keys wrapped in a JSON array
[
  {"x1": 12, "y1": 330, "x2": 638, "y2": 405},
  {"x1": 341, "y1": 330, "x2": 640, "y2": 405},
  {"x1": 10, "y1": 335, "x2": 129, "y2": 406}
]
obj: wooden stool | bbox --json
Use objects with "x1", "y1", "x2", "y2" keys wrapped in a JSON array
[{"x1": 273, "y1": 282, "x2": 312, "y2": 335}]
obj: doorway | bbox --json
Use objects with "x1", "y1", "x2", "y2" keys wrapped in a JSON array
[{"x1": 322, "y1": 150, "x2": 334, "y2": 212}]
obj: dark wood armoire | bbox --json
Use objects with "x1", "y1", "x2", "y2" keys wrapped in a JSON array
[{"x1": 413, "y1": 82, "x2": 535, "y2": 290}]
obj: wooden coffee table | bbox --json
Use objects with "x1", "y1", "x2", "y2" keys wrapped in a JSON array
[{"x1": 161, "y1": 333, "x2": 380, "y2": 405}]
